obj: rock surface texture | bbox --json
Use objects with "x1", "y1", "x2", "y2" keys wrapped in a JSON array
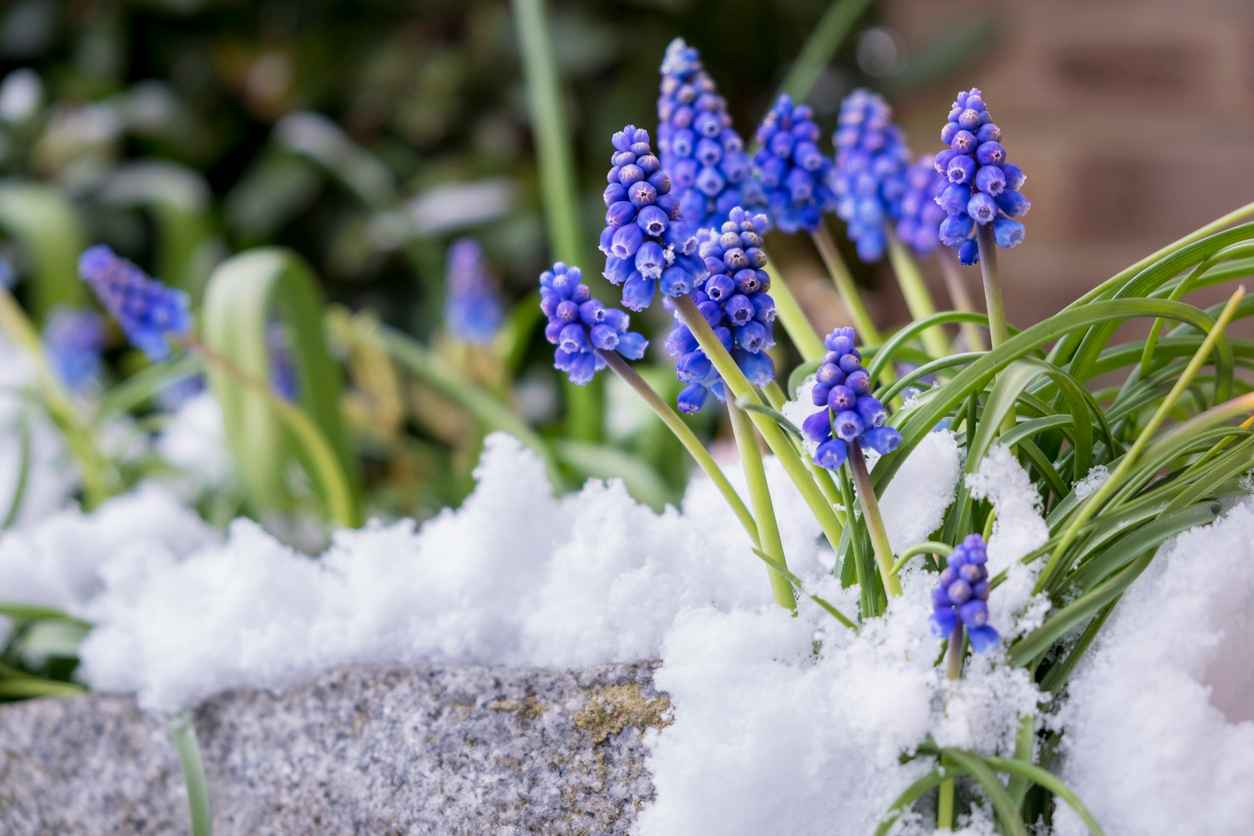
[{"x1": 0, "y1": 662, "x2": 666, "y2": 835}]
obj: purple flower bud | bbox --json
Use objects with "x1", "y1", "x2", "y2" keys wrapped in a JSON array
[
  {"x1": 856, "y1": 396, "x2": 887, "y2": 427},
  {"x1": 861, "y1": 426, "x2": 901, "y2": 455},
  {"x1": 828, "y1": 384, "x2": 856, "y2": 410},
  {"x1": 79, "y1": 245, "x2": 190, "y2": 361},
  {"x1": 832, "y1": 89, "x2": 909, "y2": 263},
  {"x1": 993, "y1": 218, "x2": 1025, "y2": 248},
  {"x1": 967, "y1": 192, "x2": 998, "y2": 225},
  {"x1": 802, "y1": 410, "x2": 833, "y2": 443},
  {"x1": 814, "y1": 438, "x2": 848, "y2": 469},
  {"x1": 752, "y1": 95, "x2": 834, "y2": 233},
  {"x1": 834, "y1": 410, "x2": 863, "y2": 440},
  {"x1": 946, "y1": 154, "x2": 976, "y2": 185}
]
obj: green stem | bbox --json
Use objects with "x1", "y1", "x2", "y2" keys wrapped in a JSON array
[
  {"x1": 599, "y1": 350, "x2": 757, "y2": 543},
  {"x1": 891, "y1": 540, "x2": 954, "y2": 575},
  {"x1": 938, "y1": 249, "x2": 986, "y2": 351},
  {"x1": 673, "y1": 296, "x2": 845, "y2": 553},
  {"x1": 886, "y1": 232, "x2": 949, "y2": 359},
  {"x1": 763, "y1": 380, "x2": 843, "y2": 509},
  {"x1": 811, "y1": 224, "x2": 882, "y2": 345},
  {"x1": 778, "y1": 0, "x2": 875, "y2": 102},
  {"x1": 764, "y1": 260, "x2": 826, "y2": 361},
  {"x1": 189, "y1": 339, "x2": 361, "y2": 528},
  {"x1": 169, "y1": 714, "x2": 213, "y2": 836},
  {"x1": 0, "y1": 287, "x2": 114, "y2": 507},
  {"x1": 938, "y1": 623, "x2": 965, "y2": 830},
  {"x1": 847, "y1": 441, "x2": 901, "y2": 597},
  {"x1": 975, "y1": 225, "x2": 1009, "y2": 350},
  {"x1": 1038, "y1": 287, "x2": 1246, "y2": 591},
  {"x1": 512, "y1": 0, "x2": 600, "y2": 442},
  {"x1": 728, "y1": 401, "x2": 796, "y2": 611}
]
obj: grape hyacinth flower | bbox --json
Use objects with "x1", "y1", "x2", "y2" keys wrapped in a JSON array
[
  {"x1": 656, "y1": 38, "x2": 760, "y2": 237},
  {"x1": 934, "y1": 88, "x2": 1029, "y2": 266},
  {"x1": 894, "y1": 155, "x2": 947, "y2": 256},
  {"x1": 443, "y1": 238, "x2": 503, "y2": 344},
  {"x1": 44, "y1": 307, "x2": 105, "y2": 393},
  {"x1": 79, "y1": 245, "x2": 190, "y2": 361},
  {"x1": 752, "y1": 95, "x2": 835, "y2": 234},
  {"x1": 268, "y1": 323, "x2": 299, "y2": 401},
  {"x1": 664, "y1": 208, "x2": 777, "y2": 414},
  {"x1": 801, "y1": 326, "x2": 901, "y2": 468},
  {"x1": 540, "y1": 262, "x2": 647, "y2": 385},
  {"x1": 930, "y1": 533, "x2": 1000, "y2": 652},
  {"x1": 830, "y1": 89, "x2": 910, "y2": 262},
  {"x1": 599, "y1": 124, "x2": 705, "y2": 312}
]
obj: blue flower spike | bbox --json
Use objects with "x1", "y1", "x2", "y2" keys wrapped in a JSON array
[
  {"x1": 752, "y1": 95, "x2": 835, "y2": 234},
  {"x1": 930, "y1": 533, "x2": 1000, "y2": 652},
  {"x1": 600, "y1": 124, "x2": 705, "y2": 312},
  {"x1": 78, "y1": 245, "x2": 191, "y2": 361},
  {"x1": 802, "y1": 326, "x2": 901, "y2": 465},
  {"x1": 895, "y1": 155, "x2": 947, "y2": 256},
  {"x1": 44, "y1": 307, "x2": 105, "y2": 393},
  {"x1": 664, "y1": 207, "x2": 778, "y2": 413},
  {"x1": 935, "y1": 89, "x2": 1029, "y2": 266},
  {"x1": 540, "y1": 262, "x2": 648, "y2": 385},
  {"x1": 444, "y1": 238, "x2": 504, "y2": 344},
  {"x1": 657, "y1": 38, "x2": 761, "y2": 237},
  {"x1": 830, "y1": 89, "x2": 910, "y2": 262}
]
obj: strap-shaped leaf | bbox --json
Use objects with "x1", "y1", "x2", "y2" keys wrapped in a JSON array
[{"x1": 0, "y1": 182, "x2": 87, "y2": 320}]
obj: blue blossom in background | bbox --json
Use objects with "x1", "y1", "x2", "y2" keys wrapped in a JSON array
[
  {"x1": 802, "y1": 326, "x2": 901, "y2": 468},
  {"x1": 665, "y1": 207, "x2": 777, "y2": 413},
  {"x1": 44, "y1": 307, "x2": 104, "y2": 393},
  {"x1": 157, "y1": 374, "x2": 206, "y2": 411},
  {"x1": 930, "y1": 533, "x2": 999, "y2": 651},
  {"x1": 830, "y1": 89, "x2": 910, "y2": 262},
  {"x1": 267, "y1": 324, "x2": 299, "y2": 401},
  {"x1": 752, "y1": 95, "x2": 834, "y2": 234},
  {"x1": 656, "y1": 38, "x2": 761, "y2": 238},
  {"x1": 78, "y1": 245, "x2": 190, "y2": 361},
  {"x1": 895, "y1": 155, "x2": 947, "y2": 256},
  {"x1": 540, "y1": 262, "x2": 647, "y2": 385},
  {"x1": 599, "y1": 124, "x2": 706, "y2": 312},
  {"x1": 0, "y1": 257, "x2": 14, "y2": 289},
  {"x1": 444, "y1": 238, "x2": 503, "y2": 344},
  {"x1": 934, "y1": 88, "x2": 1029, "y2": 265}
]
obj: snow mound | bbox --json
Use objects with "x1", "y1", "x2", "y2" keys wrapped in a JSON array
[
  {"x1": 638, "y1": 569, "x2": 1039, "y2": 836},
  {"x1": 881, "y1": 429, "x2": 963, "y2": 552},
  {"x1": 156, "y1": 391, "x2": 232, "y2": 495},
  {"x1": 1055, "y1": 498, "x2": 1254, "y2": 836}
]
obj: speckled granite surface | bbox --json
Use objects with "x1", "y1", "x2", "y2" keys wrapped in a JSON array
[{"x1": 0, "y1": 662, "x2": 667, "y2": 835}]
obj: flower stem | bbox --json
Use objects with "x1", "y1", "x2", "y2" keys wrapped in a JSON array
[
  {"x1": 885, "y1": 231, "x2": 949, "y2": 359},
  {"x1": 938, "y1": 623, "x2": 965, "y2": 830},
  {"x1": 811, "y1": 224, "x2": 882, "y2": 346},
  {"x1": 598, "y1": 349, "x2": 758, "y2": 544},
  {"x1": 764, "y1": 260, "x2": 825, "y2": 361},
  {"x1": 763, "y1": 380, "x2": 843, "y2": 509},
  {"x1": 847, "y1": 441, "x2": 901, "y2": 597},
  {"x1": 728, "y1": 400, "x2": 796, "y2": 611},
  {"x1": 673, "y1": 295, "x2": 845, "y2": 553},
  {"x1": 169, "y1": 714, "x2": 213, "y2": 836},
  {"x1": 938, "y1": 250, "x2": 986, "y2": 352},
  {"x1": 975, "y1": 225, "x2": 1009, "y2": 350}
]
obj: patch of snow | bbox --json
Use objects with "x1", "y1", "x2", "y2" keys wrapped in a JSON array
[
  {"x1": 1072, "y1": 465, "x2": 1109, "y2": 500},
  {"x1": 881, "y1": 429, "x2": 963, "y2": 552},
  {"x1": 1055, "y1": 498, "x2": 1254, "y2": 836},
  {"x1": 156, "y1": 391, "x2": 233, "y2": 496},
  {"x1": 966, "y1": 445, "x2": 1051, "y2": 639}
]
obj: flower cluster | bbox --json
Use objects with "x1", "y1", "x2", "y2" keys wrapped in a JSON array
[
  {"x1": 540, "y1": 262, "x2": 647, "y2": 385},
  {"x1": 934, "y1": 88, "x2": 1029, "y2": 265},
  {"x1": 930, "y1": 534, "x2": 1000, "y2": 652},
  {"x1": 665, "y1": 208, "x2": 776, "y2": 413},
  {"x1": 801, "y1": 327, "x2": 900, "y2": 469},
  {"x1": 599, "y1": 125, "x2": 705, "y2": 311},
  {"x1": 444, "y1": 238, "x2": 503, "y2": 344},
  {"x1": 752, "y1": 95, "x2": 834, "y2": 234},
  {"x1": 830, "y1": 89, "x2": 910, "y2": 262},
  {"x1": 78, "y1": 245, "x2": 191, "y2": 361},
  {"x1": 894, "y1": 155, "x2": 947, "y2": 256},
  {"x1": 656, "y1": 38, "x2": 760, "y2": 238},
  {"x1": 44, "y1": 307, "x2": 104, "y2": 393}
]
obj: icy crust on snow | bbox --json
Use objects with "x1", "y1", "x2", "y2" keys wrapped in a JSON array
[{"x1": 1054, "y1": 498, "x2": 1254, "y2": 836}]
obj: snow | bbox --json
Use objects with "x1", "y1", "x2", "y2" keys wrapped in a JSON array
[
  {"x1": 1072, "y1": 465, "x2": 1109, "y2": 500},
  {"x1": 1054, "y1": 498, "x2": 1254, "y2": 836},
  {"x1": 156, "y1": 391, "x2": 233, "y2": 496},
  {"x1": 880, "y1": 429, "x2": 963, "y2": 552},
  {"x1": 965, "y1": 445, "x2": 1051, "y2": 639}
]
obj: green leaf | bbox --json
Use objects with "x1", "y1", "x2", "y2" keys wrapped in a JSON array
[
  {"x1": 981, "y1": 755, "x2": 1105, "y2": 834},
  {"x1": 0, "y1": 410, "x2": 32, "y2": 529},
  {"x1": 735, "y1": 399, "x2": 804, "y2": 439},
  {"x1": 0, "y1": 182, "x2": 88, "y2": 320},
  {"x1": 874, "y1": 769, "x2": 951, "y2": 836},
  {"x1": 0, "y1": 601, "x2": 91, "y2": 629},
  {"x1": 202, "y1": 248, "x2": 361, "y2": 527},
  {"x1": 941, "y1": 749, "x2": 1028, "y2": 836}
]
